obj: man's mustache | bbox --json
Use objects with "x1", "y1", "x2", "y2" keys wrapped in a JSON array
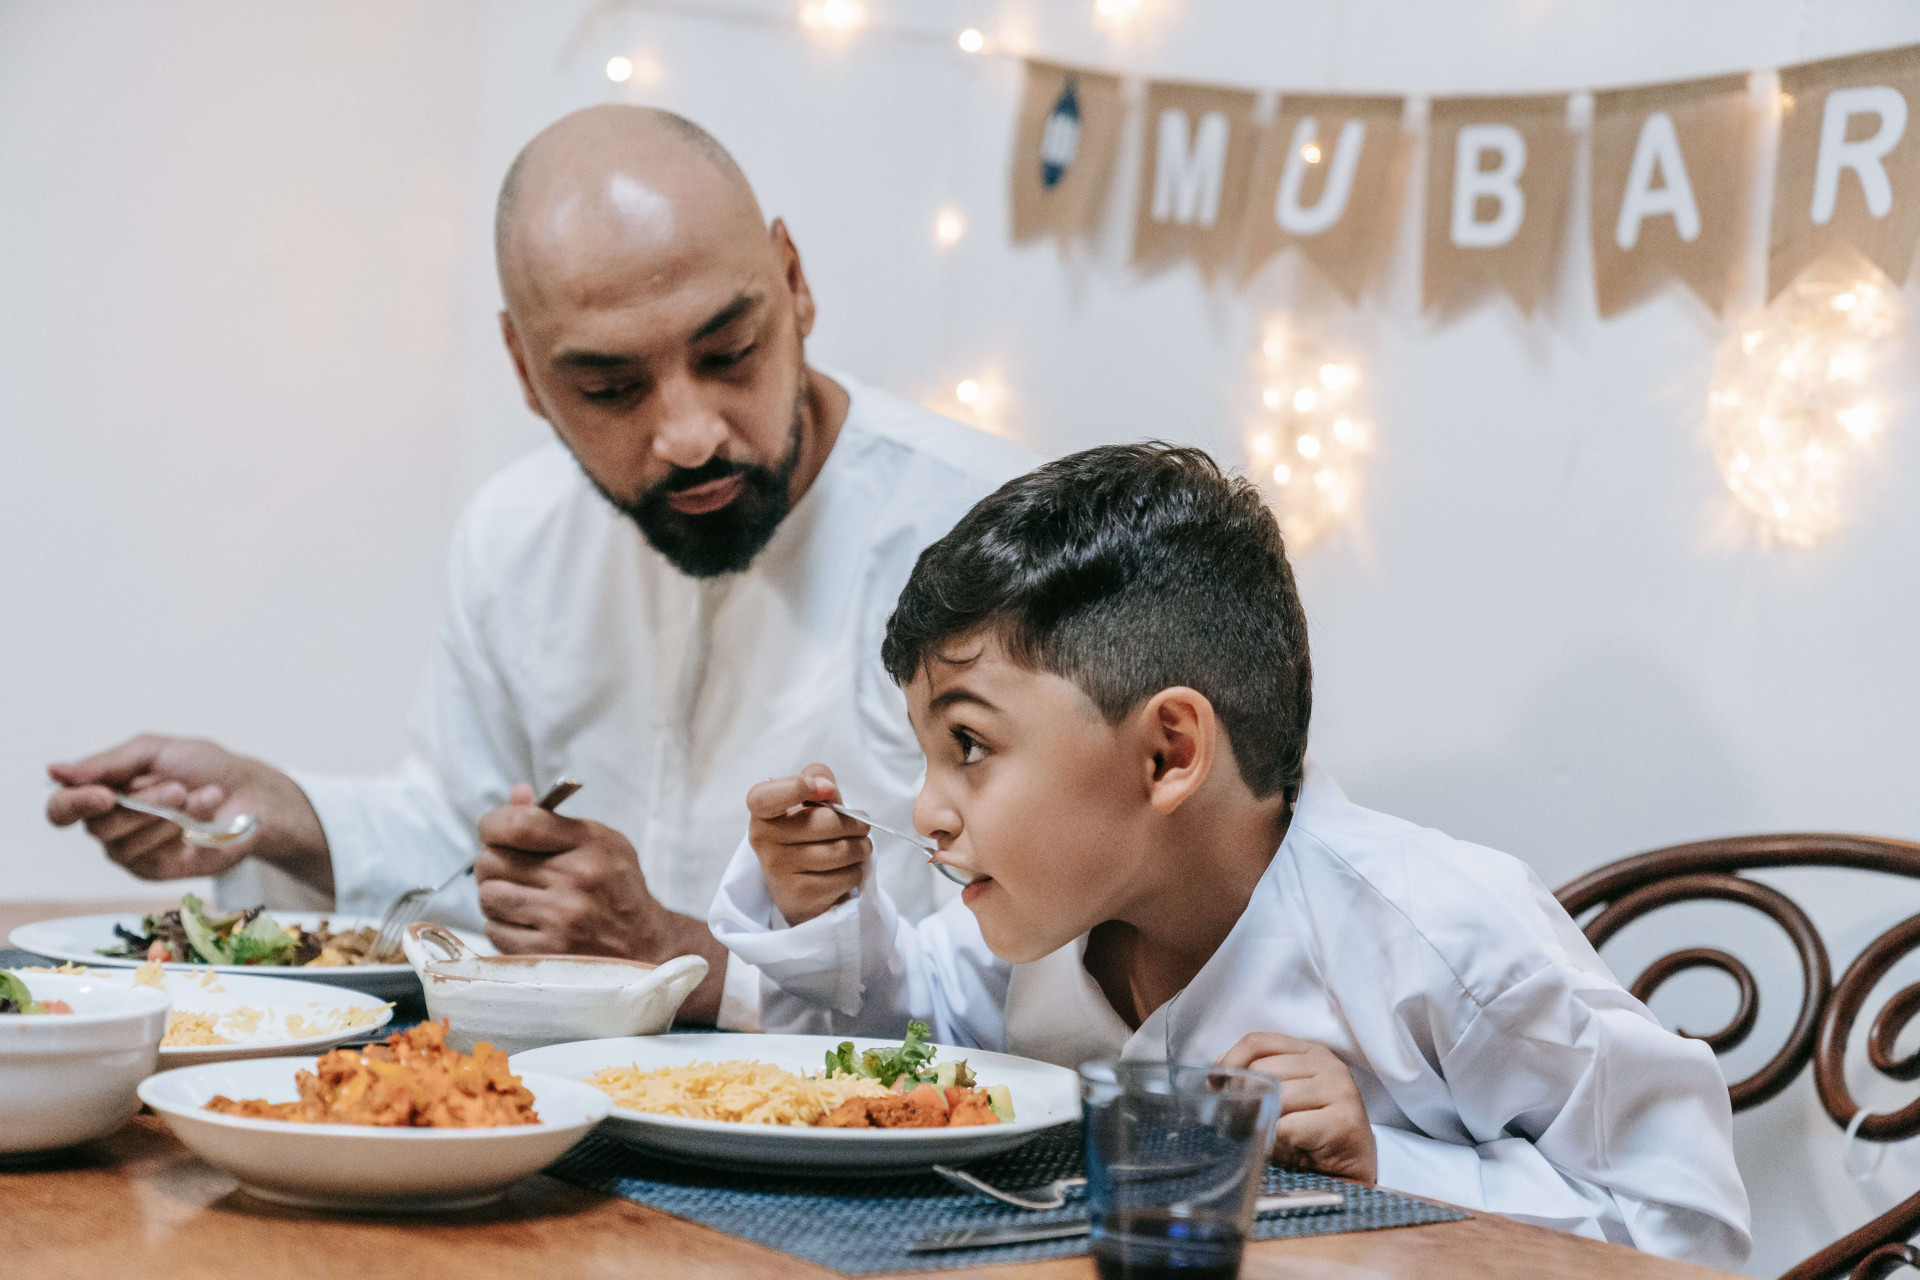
[{"x1": 655, "y1": 457, "x2": 749, "y2": 496}]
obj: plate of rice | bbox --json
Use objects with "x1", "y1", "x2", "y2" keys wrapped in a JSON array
[
  {"x1": 29, "y1": 962, "x2": 394, "y2": 1065},
  {"x1": 509, "y1": 1032, "x2": 1080, "y2": 1174}
]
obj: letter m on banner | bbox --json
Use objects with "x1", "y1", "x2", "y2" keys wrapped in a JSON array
[{"x1": 1132, "y1": 81, "x2": 1259, "y2": 276}]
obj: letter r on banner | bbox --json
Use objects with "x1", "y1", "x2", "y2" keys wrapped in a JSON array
[
  {"x1": 1616, "y1": 111, "x2": 1703, "y2": 249},
  {"x1": 1452, "y1": 124, "x2": 1527, "y2": 247},
  {"x1": 1813, "y1": 85, "x2": 1908, "y2": 223},
  {"x1": 1153, "y1": 109, "x2": 1232, "y2": 225}
]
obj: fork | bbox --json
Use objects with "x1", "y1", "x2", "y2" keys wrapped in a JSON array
[
  {"x1": 366, "y1": 776, "x2": 581, "y2": 962},
  {"x1": 932, "y1": 1164, "x2": 1345, "y2": 1216}
]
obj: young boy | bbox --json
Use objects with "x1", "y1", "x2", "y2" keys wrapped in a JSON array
[{"x1": 709, "y1": 444, "x2": 1750, "y2": 1267}]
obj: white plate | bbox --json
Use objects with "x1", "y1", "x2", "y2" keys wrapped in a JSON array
[
  {"x1": 77, "y1": 967, "x2": 394, "y2": 1065},
  {"x1": 138, "y1": 1056, "x2": 611, "y2": 1211},
  {"x1": 10, "y1": 913, "x2": 495, "y2": 1001},
  {"x1": 510, "y1": 1033, "x2": 1080, "y2": 1175}
]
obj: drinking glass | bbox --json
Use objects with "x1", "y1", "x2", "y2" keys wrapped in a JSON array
[{"x1": 1079, "y1": 1060, "x2": 1283, "y2": 1280}]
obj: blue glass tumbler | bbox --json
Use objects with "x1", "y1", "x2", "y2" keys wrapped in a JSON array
[{"x1": 1079, "y1": 1060, "x2": 1282, "y2": 1280}]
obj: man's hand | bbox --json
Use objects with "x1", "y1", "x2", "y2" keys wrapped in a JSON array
[
  {"x1": 474, "y1": 784, "x2": 727, "y2": 1024},
  {"x1": 1220, "y1": 1032, "x2": 1378, "y2": 1183},
  {"x1": 745, "y1": 764, "x2": 872, "y2": 926},
  {"x1": 46, "y1": 735, "x2": 331, "y2": 891}
]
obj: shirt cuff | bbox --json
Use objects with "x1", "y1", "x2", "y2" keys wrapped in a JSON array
[{"x1": 716, "y1": 954, "x2": 764, "y2": 1032}]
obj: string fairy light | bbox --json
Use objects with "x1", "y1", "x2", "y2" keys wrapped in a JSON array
[
  {"x1": 799, "y1": 0, "x2": 865, "y2": 35},
  {"x1": 1249, "y1": 320, "x2": 1370, "y2": 548},
  {"x1": 605, "y1": 55, "x2": 634, "y2": 82},
  {"x1": 934, "y1": 207, "x2": 967, "y2": 246},
  {"x1": 1706, "y1": 264, "x2": 1902, "y2": 546}
]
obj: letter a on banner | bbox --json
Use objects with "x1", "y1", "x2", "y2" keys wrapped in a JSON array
[
  {"x1": 1009, "y1": 60, "x2": 1126, "y2": 246},
  {"x1": 1590, "y1": 75, "x2": 1752, "y2": 317},
  {"x1": 1424, "y1": 95, "x2": 1574, "y2": 315},
  {"x1": 1132, "y1": 81, "x2": 1260, "y2": 276},
  {"x1": 1238, "y1": 95, "x2": 1403, "y2": 301},
  {"x1": 1771, "y1": 44, "x2": 1920, "y2": 296}
]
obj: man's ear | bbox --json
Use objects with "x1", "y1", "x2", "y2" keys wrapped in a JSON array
[
  {"x1": 498, "y1": 310, "x2": 550, "y2": 423},
  {"x1": 770, "y1": 218, "x2": 816, "y2": 339},
  {"x1": 1138, "y1": 687, "x2": 1217, "y2": 816}
]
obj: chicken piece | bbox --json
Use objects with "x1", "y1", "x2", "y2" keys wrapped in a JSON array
[{"x1": 947, "y1": 1091, "x2": 999, "y2": 1126}]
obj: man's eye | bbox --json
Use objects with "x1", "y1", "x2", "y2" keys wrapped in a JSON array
[
  {"x1": 952, "y1": 728, "x2": 986, "y2": 765},
  {"x1": 703, "y1": 344, "x2": 755, "y2": 370},
  {"x1": 580, "y1": 384, "x2": 635, "y2": 404}
]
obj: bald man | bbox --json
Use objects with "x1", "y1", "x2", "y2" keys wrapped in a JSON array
[{"x1": 46, "y1": 106, "x2": 1037, "y2": 1024}]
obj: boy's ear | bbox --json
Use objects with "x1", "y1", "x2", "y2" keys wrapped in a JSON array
[{"x1": 1139, "y1": 687, "x2": 1216, "y2": 816}]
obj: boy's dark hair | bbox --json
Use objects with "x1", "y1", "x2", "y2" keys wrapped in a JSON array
[{"x1": 882, "y1": 443, "x2": 1312, "y2": 802}]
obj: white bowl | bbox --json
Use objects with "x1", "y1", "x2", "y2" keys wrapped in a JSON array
[
  {"x1": 403, "y1": 923, "x2": 707, "y2": 1055},
  {"x1": 0, "y1": 972, "x2": 171, "y2": 1159},
  {"x1": 138, "y1": 1056, "x2": 612, "y2": 1211}
]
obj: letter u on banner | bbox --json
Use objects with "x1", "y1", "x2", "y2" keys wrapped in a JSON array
[
  {"x1": 1771, "y1": 44, "x2": 1920, "y2": 296},
  {"x1": 1423, "y1": 95, "x2": 1574, "y2": 316},
  {"x1": 1132, "y1": 81, "x2": 1260, "y2": 276},
  {"x1": 1590, "y1": 75, "x2": 1752, "y2": 318},
  {"x1": 1237, "y1": 95, "x2": 1403, "y2": 301}
]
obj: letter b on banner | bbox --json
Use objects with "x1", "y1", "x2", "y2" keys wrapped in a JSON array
[
  {"x1": 1451, "y1": 124, "x2": 1527, "y2": 247},
  {"x1": 1424, "y1": 95, "x2": 1574, "y2": 314}
]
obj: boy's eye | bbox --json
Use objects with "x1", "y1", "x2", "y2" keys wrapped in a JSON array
[
  {"x1": 702, "y1": 343, "x2": 755, "y2": 371},
  {"x1": 951, "y1": 728, "x2": 986, "y2": 765}
]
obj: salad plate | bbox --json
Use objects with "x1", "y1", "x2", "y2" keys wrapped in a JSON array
[
  {"x1": 511, "y1": 1032, "x2": 1080, "y2": 1175},
  {"x1": 12, "y1": 907, "x2": 494, "y2": 1001}
]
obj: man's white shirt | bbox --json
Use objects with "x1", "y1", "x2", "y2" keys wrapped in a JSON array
[
  {"x1": 709, "y1": 760, "x2": 1753, "y2": 1270},
  {"x1": 218, "y1": 374, "x2": 1040, "y2": 963}
]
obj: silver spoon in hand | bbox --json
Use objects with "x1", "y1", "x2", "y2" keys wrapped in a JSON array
[
  {"x1": 108, "y1": 793, "x2": 258, "y2": 849},
  {"x1": 810, "y1": 800, "x2": 978, "y2": 887}
]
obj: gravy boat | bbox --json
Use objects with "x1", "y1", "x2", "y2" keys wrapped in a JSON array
[{"x1": 402, "y1": 923, "x2": 708, "y2": 1055}]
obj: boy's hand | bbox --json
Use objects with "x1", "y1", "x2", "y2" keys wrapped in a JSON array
[
  {"x1": 1221, "y1": 1033, "x2": 1377, "y2": 1183},
  {"x1": 744, "y1": 764, "x2": 873, "y2": 926}
]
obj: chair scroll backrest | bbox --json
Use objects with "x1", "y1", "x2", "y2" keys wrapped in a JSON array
[{"x1": 1555, "y1": 834, "x2": 1920, "y2": 1280}]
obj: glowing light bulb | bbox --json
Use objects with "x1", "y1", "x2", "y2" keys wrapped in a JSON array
[
  {"x1": 1293, "y1": 388, "x2": 1318, "y2": 412},
  {"x1": 1251, "y1": 434, "x2": 1274, "y2": 458},
  {"x1": 1297, "y1": 435, "x2": 1322, "y2": 459},
  {"x1": 1332, "y1": 418, "x2": 1356, "y2": 444},
  {"x1": 955, "y1": 378, "x2": 982, "y2": 406},
  {"x1": 801, "y1": 0, "x2": 866, "y2": 32},
  {"x1": 957, "y1": 27, "x2": 985, "y2": 52},
  {"x1": 1839, "y1": 404, "x2": 1879, "y2": 438},
  {"x1": 605, "y1": 56, "x2": 634, "y2": 82},
  {"x1": 1301, "y1": 143, "x2": 1322, "y2": 163},
  {"x1": 1732, "y1": 454, "x2": 1751, "y2": 472},
  {"x1": 1314, "y1": 468, "x2": 1337, "y2": 491},
  {"x1": 1262, "y1": 335, "x2": 1283, "y2": 358},
  {"x1": 1271, "y1": 464, "x2": 1292, "y2": 484},
  {"x1": 1834, "y1": 292, "x2": 1858, "y2": 312},
  {"x1": 1094, "y1": 0, "x2": 1141, "y2": 22},
  {"x1": 1829, "y1": 346, "x2": 1865, "y2": 379},
  {"x1": 934, "y1": 208, "x2": 966, "y2": 246},
  {"x1": 1261, "y1": 387, "x2": 1283, "y2": 410},
  {"x1": 1318, "y1": 363, "x2": 1356, "y2": 391}
]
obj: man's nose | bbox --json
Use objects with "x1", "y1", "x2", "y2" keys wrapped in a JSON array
[{"x1": 650, "y1": 372, "x2": 730, "y2": 470}]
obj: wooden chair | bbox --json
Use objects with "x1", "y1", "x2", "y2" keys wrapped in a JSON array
[{"x1": 1557, "y1": 835, "x2": 1920, "y2": 1280}]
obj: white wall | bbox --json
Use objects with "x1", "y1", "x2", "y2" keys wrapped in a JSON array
[{"x1": 8, "y1": 2, "x2": 1920, "y2": 1273}]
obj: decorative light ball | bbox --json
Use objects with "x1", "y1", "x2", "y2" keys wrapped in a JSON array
[
  {"x1": 1706, "y1": 264, "x2": 1901, "y2": 546},
  {"x1": 605, "y1": 56, "x2": 634, "y2": 83},
  {"x1": 801, "y1": 0, "x2": 865, "y2": 34},
  {"x1": 957, "y1": 28, "x2": 986, "y2": 53},
  {"x1": 934, "y1": 208, "x2": 966, "y2": 246},
  {"x1": 1247, "y1": 321, "x2": 1369, "y2": 549},
  {"x1": 955, "y1": 378, "x2": 982, "y2": 406}
]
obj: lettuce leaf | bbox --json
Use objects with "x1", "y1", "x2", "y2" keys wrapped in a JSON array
[
  {"x1": 0, "y1": 970, "x2": 45, "y2": 1015},
  {"x1": 178, "y1": 894, "x2": 233, "y2": 965},
  {"x1": 226, "y1": 911, "x2": 298, "y2": 965}
]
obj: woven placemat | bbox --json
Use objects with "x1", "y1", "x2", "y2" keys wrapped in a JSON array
[{"x1": 550, "y1": 1124, "x2": 1467, "y2": 1275}]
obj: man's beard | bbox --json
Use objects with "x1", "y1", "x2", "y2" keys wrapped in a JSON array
[{"x1": 591, "y1": 409, "x2": 805, "y2": 579}]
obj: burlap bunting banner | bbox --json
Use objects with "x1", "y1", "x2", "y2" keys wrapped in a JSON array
[
  {"x1": 1423, "y1": 95, "x2": 1574, "y2": 315},
  {"x1": 1009, "y1": 61, "x2": 1126, "y2": 246},
  {"x1": 1771, "y1": 44, "x2": 1920, "y2": 297},
  {"x1": 1590, "y1": 75, "x2": 1752, "y2": 317},
  {"x1": 1131, "y1": 80, "x2": 1261, "y2": 275},
  {"x1": 1238, "y1": 95, "x2": 1403, "y2": 300}
]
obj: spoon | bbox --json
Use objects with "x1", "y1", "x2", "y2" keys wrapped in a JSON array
[
  {"x1": 810, "y1": 800, "x2": 977, "y2": 887},
  {"x1": 109, "y1": 793, "x2": 258, "y2": 848}
]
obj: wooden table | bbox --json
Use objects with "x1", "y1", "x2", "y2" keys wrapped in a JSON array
[
  {"x1": 6, "y1": 1115, "x2": 1735, "y2": 1280},
  {"x1": 2, "y1": 900, "x2": 1735, "y2": 1279}
]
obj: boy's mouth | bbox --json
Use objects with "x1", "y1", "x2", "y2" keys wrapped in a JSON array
[{"x1": 960, "y1": 876, "x2": 994, "y2": 905}]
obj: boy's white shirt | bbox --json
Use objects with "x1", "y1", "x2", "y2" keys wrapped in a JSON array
[{"x1": 711, "y1": 760, "x2": 1752, "y2": 1270}]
